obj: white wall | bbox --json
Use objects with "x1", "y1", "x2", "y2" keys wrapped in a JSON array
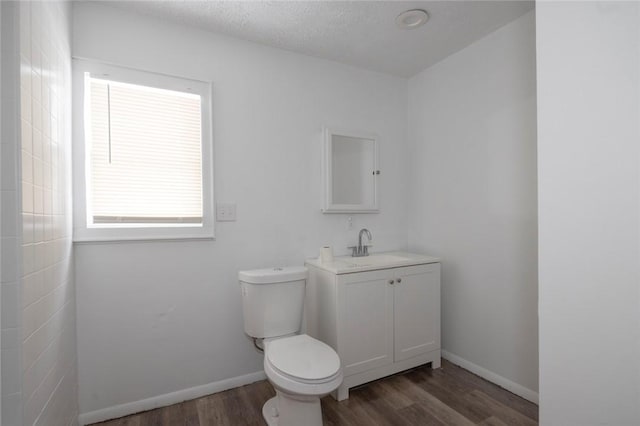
[
  {"x1": 72, "y1": 3, "x2": 408, "y2": 419},
  {"x1": 407, "y1": 12, "x2": 538, "y2": 401},
  {"x1": 2, "y1": 1, "x2": 77, "y2": 425},
  {"x1": 537, "y1": 2, "x2": 640, "y2": 425}
]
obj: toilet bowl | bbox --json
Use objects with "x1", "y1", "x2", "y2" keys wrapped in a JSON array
[
  {"x1": 262, "y1": 334, "x2": 343, "y2": 426},
  {"x1": 239, "y1": 266, "x2": 343, "y2": 426}
]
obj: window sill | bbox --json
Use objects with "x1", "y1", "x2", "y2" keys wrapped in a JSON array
[
  {"x1": 73, "y1": 226, "x2": 215, "y2": 244},
  {"x1": 73, "y1": 235, "x2": 215, "y2": 244}
]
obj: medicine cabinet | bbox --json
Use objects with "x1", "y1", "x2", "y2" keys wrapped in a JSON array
[{"x1": 322, "y1": 127, "x2": 379, "y2": 213}]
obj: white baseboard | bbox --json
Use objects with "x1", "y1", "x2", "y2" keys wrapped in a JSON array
[
  {"x1": 78, "y1": 354, "x2": 537, "y2": 424},
  {"x1": 77, "y1": 370, "x2": 267, "y2": 425},
  {"x1": 441, "y1": 350, "x2": 539, "y2": 404}
]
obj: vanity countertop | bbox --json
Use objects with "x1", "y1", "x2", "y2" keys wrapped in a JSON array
[{"x1": 305, "y1": 251, "x2": 440, "y2": 275}]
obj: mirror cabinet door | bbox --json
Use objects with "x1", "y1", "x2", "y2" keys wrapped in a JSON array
[{"x1": 323, "y1": 128, "x2": 379, "y2": 213}]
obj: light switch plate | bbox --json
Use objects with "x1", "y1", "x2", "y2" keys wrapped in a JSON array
[{"x1": 216, "y1": 203, "x2": 237, "y2": 221}]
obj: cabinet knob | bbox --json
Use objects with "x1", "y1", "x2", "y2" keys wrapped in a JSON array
[
  {"x1": 396, "y1": 278, "x2": 402, "y2": 283},
  {"x1": 388, "y1": 280, "x2": 394, "y2": 285}
]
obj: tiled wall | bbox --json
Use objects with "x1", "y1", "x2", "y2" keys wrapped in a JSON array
[
  {"x1": 1, "y1": 2, "x2": 23, "y2": 423},
  {"x1": 2, "y1": 1, "x2": 77, "y2": 425}
]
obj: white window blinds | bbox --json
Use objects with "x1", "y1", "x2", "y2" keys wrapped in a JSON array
[{"x1": 87, "y1": 76, "x2": 203, "y2": 225}]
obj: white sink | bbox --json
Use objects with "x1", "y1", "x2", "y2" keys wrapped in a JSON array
[
  {"x1": 345, "y1": 254, "x2": 410, "y2": 268},
  {"x1": 306, "y1": 251, "x2": 440, "y2": 274}
]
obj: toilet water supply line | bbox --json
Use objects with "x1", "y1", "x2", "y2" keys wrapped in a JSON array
[{"x1": 253, "y1": 338, "x2": 264, "y2": 353}]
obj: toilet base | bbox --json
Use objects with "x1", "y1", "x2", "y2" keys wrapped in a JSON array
[
  {"x1": 262, "y1": 391, "x2": 323, "y2": 426},
  {"x1": 262, "y1": 397, "x2": 279, "y2": 426}
]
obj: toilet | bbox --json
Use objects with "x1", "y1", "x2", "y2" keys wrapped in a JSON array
[{"x1": 239, "y1": 266, "x2": 343, "y2": 426}]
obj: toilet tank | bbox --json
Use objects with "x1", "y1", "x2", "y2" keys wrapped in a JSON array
[{"x1": 239, "y1": 266, "x2": 307, "y2": 339}]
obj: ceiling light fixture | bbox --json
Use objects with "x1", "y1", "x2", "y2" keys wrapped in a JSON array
[{"x1": 395, "y1": 9, "x2": 429, "y2": 30}]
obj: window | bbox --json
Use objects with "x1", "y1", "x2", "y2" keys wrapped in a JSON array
[{"x1": 73, "y1": 61, "x2": 214, "y2": 241}]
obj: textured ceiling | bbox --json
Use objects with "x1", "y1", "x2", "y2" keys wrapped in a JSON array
[{"x1": 97, "y1": 1, "x2": 534, "y2": 78}]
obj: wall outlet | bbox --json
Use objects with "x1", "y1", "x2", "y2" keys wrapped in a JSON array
[{"x1": 216, "y1": 203, "x2": 237, "y2": 222}]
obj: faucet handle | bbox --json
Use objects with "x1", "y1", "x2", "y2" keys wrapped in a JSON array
[
  {"x1": 362, "y1": 244, "x2": 373, "y2": 256},
  {"x1": 347, "y1": 246, "x2": 359, "y2": 257}
]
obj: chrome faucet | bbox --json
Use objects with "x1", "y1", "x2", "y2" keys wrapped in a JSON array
[{"x1": 349, "y1": 228, "x2": 372, "y2": 257}]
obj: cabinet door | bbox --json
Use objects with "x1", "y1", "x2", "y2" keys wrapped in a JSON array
[
  {"x1": 393, "y1": 264, "x2": 441, "y2": 362},
  {"x1": 338, "y1": 270, "x2": 394, "y2": 376}
]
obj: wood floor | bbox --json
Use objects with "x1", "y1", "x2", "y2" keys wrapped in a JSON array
[{"x1": 92, "y1": 360, "x2": 538, "y2": 426}]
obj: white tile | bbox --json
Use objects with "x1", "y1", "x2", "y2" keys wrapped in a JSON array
[
  {"x1": 32, "y1": 128, "x2": 42, "y2": 159},
  {"x1": 22, "y1": 272, "x2": 38, "y2": 308},
  {"x1": 33, "y1": 156, "x2": 42, "y2": 187},
  {"x1": 1, "y1": 143, "x2": 17, "y2": 191},
  {"x1": 22, "y1": 304, "x2": 63, "y2": 371},
  {"x1": 43, "y1": 137, "x2": 52, "y2": 168},
  {"x1": 31, "y1": 45, "x2": 42, "y2": 77},
  {"x1": 43, "y1": 106, "x2": 51, "y2": 140},
  {"x1": 1, "y1": 327, "x2": 19, "y2": 350},
  {"x1": 41, "y1": 52, "x2": 50, "y2": 85},
  {"x1": 39, "y1": 267, "x2": 49, "y2": 299},
  {"x1": 52, "y1": 167, "x2": 61, "y2": 194},
  {"x1": 50, "y1": 142, "x2": 58, "y2": 168},
  {"x1": 19, "y1": 0, "x2": 31, "y2": 60},
  {"x1": 33, "y1": 242, "x2": 45, "y2": 271},
  {"x1": 21, "y1": 118, "x2": 33, "y2": 153},
  {"x1": 50, "y1": 117, "x2": 58, "y2": 144},
  {"x1": 42, "y1": 267, "x2": 53, "y2": 297},
  {"x1": 42, "y1": 266, "x2": 53, "y2": 297},
  {"x1": 11, "y1": 2, "x2": 76, "y2": 423},
  {"x1": 43, "y1": 162, "x2": 52, "y2": 190},
  {"x1": 1, "y1": 102, "x2": 18, "y2": 149},
  {"x1": 22, "y1": 297, "x2": 43, "y2": 340},
  {"x1": 22, "y1": 213, "x2": 34, "y2": 244},
  {"x1": 30, "y1": 5, "x2": 42, "y2": 73},
  {"x1": 43, "y1": 239, "x2": 54, "y2": 265},
  {"x1": 18, "y1": 59, "x2": 31, "y2": 102},
  {"x1": 22, "y1": 333, "x2": 57, "y2": 401},
  {"x1": 23, "y1": 243, "x2": 34, "y2": 275},
  {"x1": 49, "y1": 241, "x2": 59, "y2": 265},
  {"x1": 1, "y1": 347, "x2": 21, "y2": 394},
  {"x1": 32, "y1": 100, "x2": 42, "y2": 133},
  {"x1": 42, "y1": 80, "x2": 51, "y2": 117},
  {"x1": 1, "y1": 238, "x2": 18, "y2": 283},
  {"x1": 20, "y1": 83, "x2": 32, "y2": 123},
  {"x1": 52, "y1": 263, "x2": 63, "y2": 288},
  {"x1": 34, "y1": 214, "x2": 44, "y2": 244},
  {"x1": 53, "y1": 213, "x2": 62, "y2": 239},
  {"x1": 0, "y1": 0, "x2": 16, "y2": 46},
  {"x1": 22, "y1": 150, "x2": 33, "y2": 184},
  {"x1": 34, "y1": 185, "x2": 43, "y2": 214},
  {"x1": 1, "y1": 55, "x2": 18, "y2": 103},
  {"x1": 43, "y1": 189, "x2": 52, "y2": 217},
  {"x1": 45, "y1": 216, "x2": 54, "y2": 244},
  {"x1": 1, "y1": 282, "x2": 19, "y2": 328},
  {"x1": 22, "y1": 181, "x2": 33, "y2": 213},
  {"x1": 52, "y1": 190, "x2": 60, "y2": 216},
  {"x1": 49, "y1": 264, "x2": 60, "y2": 290},
  {"x1": 2, "y1": 393, "x2": 22, "y2": 425},
  {"x1": 49, "y1": 78, "x2": 58, "y2": 108},
  {"x1": 32, "y1": 70, "x2": 41, "y2": 103},
  {"x1": 1, "y1": 191, "x2": 18, "y2": 238}
]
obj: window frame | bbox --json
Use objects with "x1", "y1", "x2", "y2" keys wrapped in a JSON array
[{"x1": 72, "y1": 59, "x2": 215, "y2": 242}]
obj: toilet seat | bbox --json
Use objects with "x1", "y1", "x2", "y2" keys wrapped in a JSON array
[
  {"x1": 264, "y1": 334, "x2": 343, "y2": 396},
  {"x1": 267, "y1": 334, "x2": 341, "y2": 381}
]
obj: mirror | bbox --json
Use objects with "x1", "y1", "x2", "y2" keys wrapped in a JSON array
[{"x1": 323, "y1": 128, "x2": 379, "y2": 213}]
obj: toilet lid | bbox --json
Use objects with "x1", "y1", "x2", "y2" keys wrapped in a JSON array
[{"x1": 266, "y1": 334, "x2": 340, "y2": 381}]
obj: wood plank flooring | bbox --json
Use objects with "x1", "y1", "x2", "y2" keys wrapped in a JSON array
[{"x1": 91, "y1": 360, "x2": 538, "y2": 426}]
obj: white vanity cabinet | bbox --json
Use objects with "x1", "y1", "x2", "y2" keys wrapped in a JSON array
[{"x1": 305, "y1": 253, "x2": 441, "y2": 400}]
